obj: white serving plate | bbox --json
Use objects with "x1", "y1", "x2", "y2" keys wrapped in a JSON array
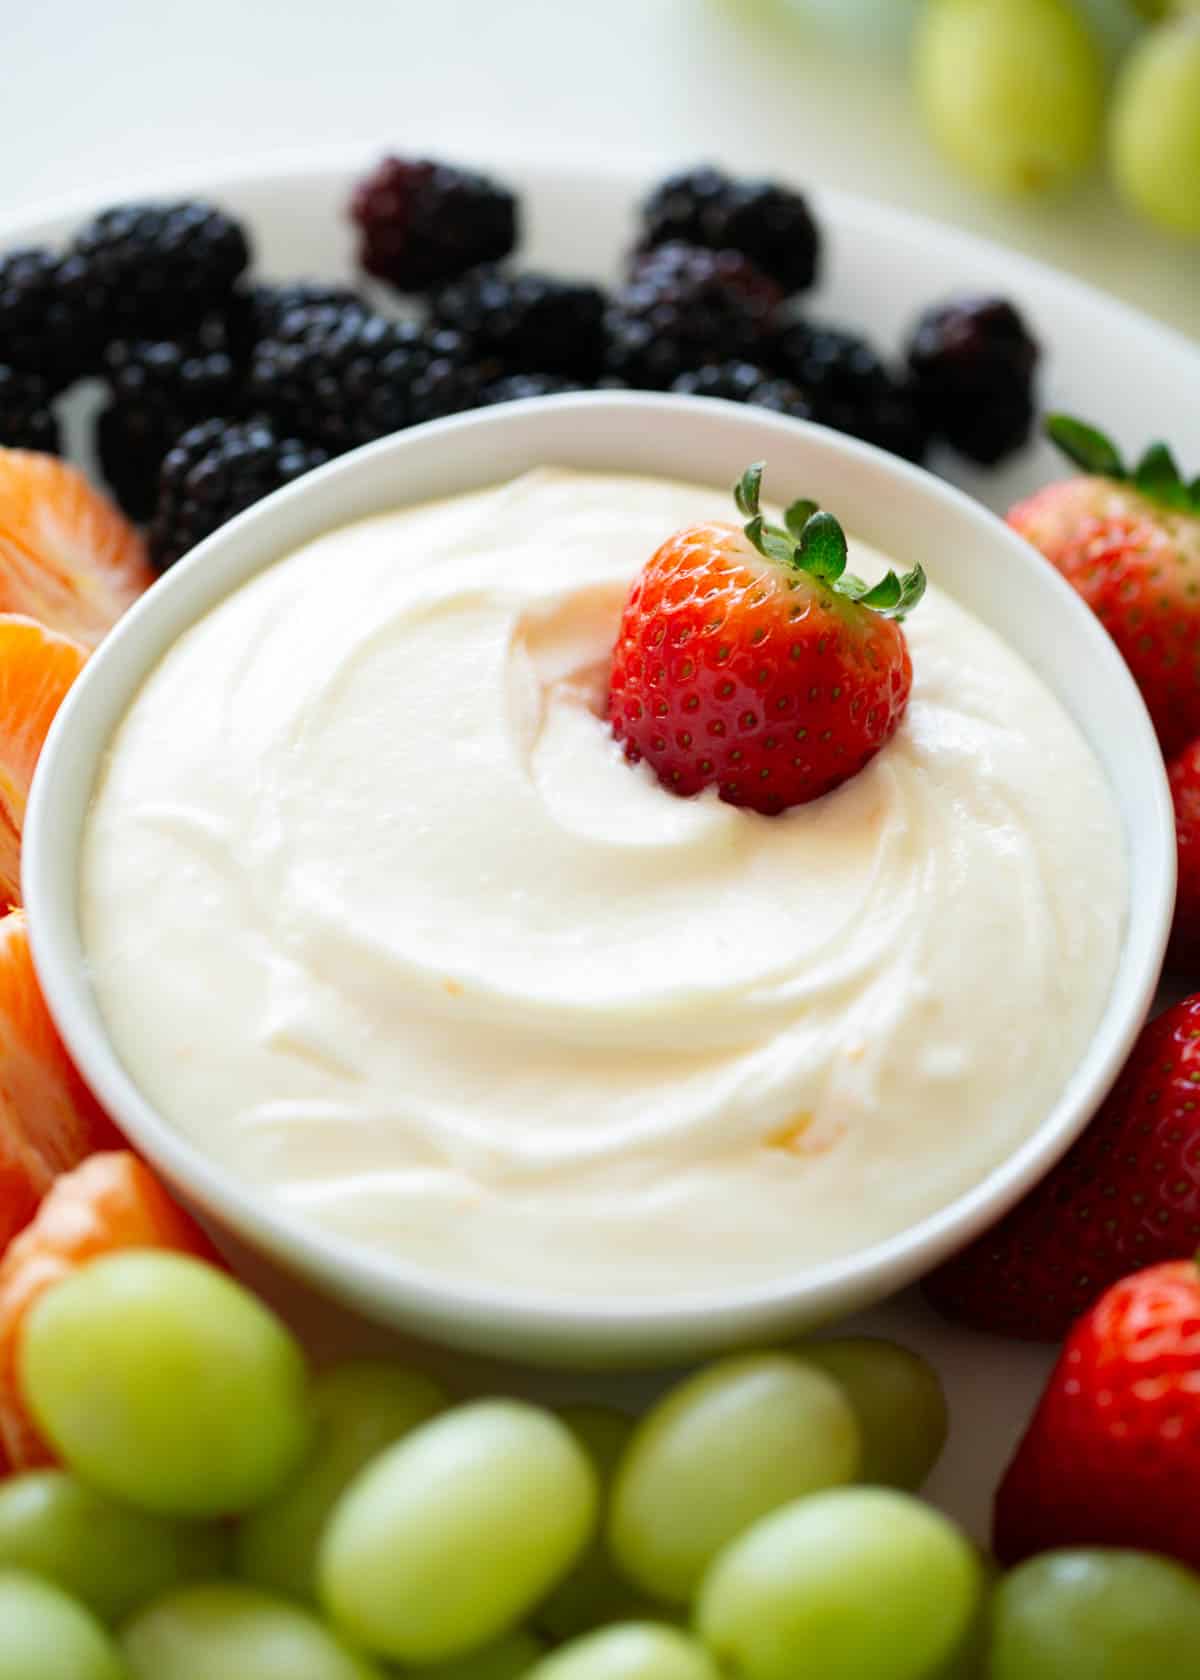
[{"x1": 6, "y1": 146, "x2": 1199, "y2": 1547}]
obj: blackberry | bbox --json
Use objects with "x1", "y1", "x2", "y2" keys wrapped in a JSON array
[
  {"x1": 150, "y1": 417, "x2": 327, "y2": 571},
  {"x1": 98, "y1": 319, "x2": 243, "y2": 519},
  {"x1": 69, "y1": 201, "x2": 250, "y2": 341},
  {"x1": 481, "y1": 372, "x2": 584, "y2": 405},
  {"x1": 0, "y1": 247, "x2": 101, "y2": 382},
  {"x1": 905, "y1": 296, "x2": 1040, "y2": 465},
  {"x1": 431, "y1": 268, "x2": 608, "y2": 379},
  {"x1": 847, "y1": 381, "x2": 929, "y2": 465},
  {"x1": 671, "y1": 361, "x2": 813, "y2": 421},
  {"x1": 249, "y1": 308, "x2": 481, "y2": 454},
  {"x1": 350, "y1": 157, "x2": 517, "y2": 292},
  {"x1": 225, "y1": 280, "x2": 367, "y2": 359},
  {"x1": 769, "y1": 321, "x2": 929, "y2": 463},
  {"x1": 0, "y1": 366, "x2": 60, "y2": 454},
  {"x1": 640, "y1": 166, "x2": 821, "y2": 294},
  {"x1": 104, "y1": 317, "x2": 239, "y2": 407},
  {"x1": 606, "y1": 242, "x2": 781, "y2": 388}
]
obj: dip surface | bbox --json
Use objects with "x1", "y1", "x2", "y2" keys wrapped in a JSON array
[{"x1": 80, "y1": 469, "x2": 1126, "y2": 1300}]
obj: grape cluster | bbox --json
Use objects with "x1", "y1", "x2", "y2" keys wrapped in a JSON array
[
  {"x1": 3, "y1": 1249, "x2": 1200, "y2": 1679},
  {"x1": 910, "y1": 0, "x2": 1200, "y2": 238}
]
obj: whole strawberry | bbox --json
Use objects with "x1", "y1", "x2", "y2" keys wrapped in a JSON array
[
  {"x1": 994, "y1": 1258, "x2": 1200, "y2": 1569},
  {"x1": 1009, "y1": 416, "x2": 1200, "y2": 756},
  {"x1": 608, "y1": 463, "x2": 924, "y2": 815},
  {"x1": 1170, "y1": 740, "x2": 1200, "y2": 969},
  {"x1": 924, "y1": 995, "x2": 1200, "y2": 1341}
]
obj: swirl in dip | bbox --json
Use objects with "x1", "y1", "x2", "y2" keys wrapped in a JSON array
[{"x1": 81, "y1": 469, "x2": 1126, "y2": 1299}]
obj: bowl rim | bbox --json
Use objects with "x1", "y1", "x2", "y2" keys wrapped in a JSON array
[{"x1": 23, "y1": 391, "x2": 1174, "y2": 1361}]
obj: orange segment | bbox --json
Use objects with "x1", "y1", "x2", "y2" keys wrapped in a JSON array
[
  {"x1": 0, "y1": 1151, "x2": 219, "y2": 1469},
  {"x1": 0, "y1": 615, "x2": 88, "y2": 909},
  {"x1": 0, "y1": 909, "x2": 121, "y2": 1257},
  {"x1": 0, "y1": 450, "x2": 154, "y2": 648}
]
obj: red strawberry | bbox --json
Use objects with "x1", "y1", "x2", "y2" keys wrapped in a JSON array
[
  {"x1": 1169, "y1": 739, "x2": 1200, "y2": 968},
  {"x1": 608, "y1": 463, "x2": 923, "y2": 815},
  {"x1": 923, "y1": 995, "x2": 1200, "y2": 1341},
  {"x1": 1008, "y1": 416, "x2": 1200, "y2": 756},
  {"x1": 993, "y1": 1258, "x2": 1200, "y2": 1569}
]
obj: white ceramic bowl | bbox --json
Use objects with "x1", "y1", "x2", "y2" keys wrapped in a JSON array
[{"x1": 23, "y1": 393, "x2": 1173, "y2": 1368}]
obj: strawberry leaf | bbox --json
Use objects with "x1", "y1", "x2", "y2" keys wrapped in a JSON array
[
  {"x1": 849, "y1": 571, "x2": 901, "y2": 611},
  {"x1": 842, "y1": 563, "x2": 927, "y2": 620},
  {"x1": 734, "y1": 462, "x2": 765, "y2": 520},
  {"x1": 1046, "y1": 417, "x2": 1199, "y2": 517},
  {"x1": 1135, "y1": 442, "x2": 1192, "y2": 511},
  {"x1": 1045, "y1": 415, "x2": 1125, "y2": 479},
  {"x1": 796, "y1": 511, "x2": 847, "y2": 583},
  {"x1": 744, "y1": 515, "x2": 794, "y2": 567},
  {"x1": 895, "y1": 564, "x2": 927, "y2": 619},
  {"x1": 784, "y1": 498, "x2": 819, "y2": 540},
  {"x1": 733, "y1": 462, "x2": 924, "y2": 620},
  {"x1": 762, "y1": 529, "x2": 797, "y2": 566}
]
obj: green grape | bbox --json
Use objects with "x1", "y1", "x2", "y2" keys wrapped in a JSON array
[
  {"x1": 1110, "y1": 16, "x2": 1200, "y2": 236},
  {"x1": 404, "y1": 1630, "x2": 547, "y2": 1680},
  {"x1": 608, "y1": 1353, "x2": 859, "y2": 1605},
  {"x1": 914, "y1": 0, "x2": 1105, "y2": 194},
  {"x1": 0, "y1": 1569, "x2": 126, "y2": 1680},
  {"x1": 0, "y1": 1468, "x2": 226, "y2": 1624},
  {"x1": 319, "y1": 1399, "x2": 597, "y2": 1663},
  {"x1": 538, "y1": 1407, "x2": 659, "y2": 1642},
  {"x1": 929, "y1": 1610, "x2": 988, "y2": 1677},
  {"x1": 20, "y1": 1252, "x2": 313, "y2": 1519},
  {"x1": 237, "y1": 1361, "x2": 446, "y2": 1601},
  {"x1": 988, "y1": 1548, "x2": 1200, "y2": 1678},
  {"x1": 928, "y1": 1557, "x2": 995, "y2": 1679},
  {"x1": 527, "y1": 1623, "x2": 721, "y2": 1680},
  {"x1": 696, "y1": 1486, "x2": 982, "y2": 1680},
  {"x1": 121, "y1": 1582, "x2": 382, "y2": 1680},
  {"x1": 798, "y1": 1337, "x2": 948, "y2": 1489}
]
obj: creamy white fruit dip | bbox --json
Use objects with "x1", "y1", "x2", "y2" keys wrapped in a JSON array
[{"x1": 81, "y1": 469, "x2": 1126, "y2": 1300}]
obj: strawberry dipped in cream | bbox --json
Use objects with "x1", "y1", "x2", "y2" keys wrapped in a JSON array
[
  {"x1": 609, "y1": 463, "x2": 924, "y2": 814},
  {"x1": 80, "y1": 466, "x2": 1126, "y2": 1300}
]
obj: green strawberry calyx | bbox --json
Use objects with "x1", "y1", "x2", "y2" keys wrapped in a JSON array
[
  {"x1": 1046, "y1": 415, "x2": 1200, "y2": 515},
  {"x1": 733, "y1": 463, "x2": 925, "y2": 621}
]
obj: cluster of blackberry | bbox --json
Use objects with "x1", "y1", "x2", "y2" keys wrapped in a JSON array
[
  {"x1": 0, "y1": 157, "x2": 1040, "y2": 573},
  {"x1": 0, "y1": 207, "x2": 337, "y2": 565}
]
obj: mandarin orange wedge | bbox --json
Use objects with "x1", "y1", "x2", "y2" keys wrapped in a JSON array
[
  {"x1": 0, "y1": 450, "x2": 154, "y2": 647},
  {"x1": 0, "y1": 615, "x2": 88, "y2": 909},
  {"x1": 0, "y1": 910, "x2": 121, "y2": 1262},
  {"x1": 0, "y1": 1151, "x2": 219, "y2": 1469}
]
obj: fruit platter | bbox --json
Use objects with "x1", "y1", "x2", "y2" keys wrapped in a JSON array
[{"x1": 0, "y1": 146, "x2": 1198, "y2": 1677}]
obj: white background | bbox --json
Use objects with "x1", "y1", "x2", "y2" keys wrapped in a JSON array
[{"x1": 4, "y1": 0, "x2": 1198, "y2": 339}]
